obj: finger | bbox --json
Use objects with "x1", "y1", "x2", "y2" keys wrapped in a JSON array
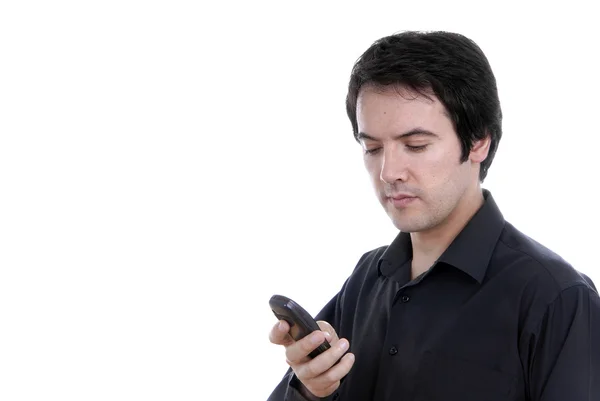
[
  {"x1": 296, "y1": 338, "x2": 351, "y2": 380},
  {"x1": 309, "y1": 352, "x2": 355, "y2": 391},
  {"x1": 285, "y1": 330, "x2": 327, "y2": 364},
  {"x1": 316, "y1": 321, "x2": 338, "y2": 342},
  {"x1": 269, "y1": 320, "x2": 294, "y2": 346}
]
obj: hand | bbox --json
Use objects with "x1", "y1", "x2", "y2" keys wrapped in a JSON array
[{"x1": 269, "y1": 319, "x2": 355, "y2": 399}]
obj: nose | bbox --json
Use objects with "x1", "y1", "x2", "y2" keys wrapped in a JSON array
[{"x1": 380, "y1": 147, "x2": 408, "y2": 184}]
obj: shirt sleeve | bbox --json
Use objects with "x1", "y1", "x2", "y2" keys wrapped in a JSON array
[
  {"x1": 525, "y1": 283, "x2": 600, "y2": 401},
  {"x1": 266, "y1": 289, "x2": 344, "y2": 401}
]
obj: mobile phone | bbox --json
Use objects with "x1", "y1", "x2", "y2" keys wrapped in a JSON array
[{"x1": 269, "y1": 294, "x2": 331, "y2": 358}]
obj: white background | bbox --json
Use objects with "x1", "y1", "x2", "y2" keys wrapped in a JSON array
[{"x1": 0, "y1": 1, "x2": 598, "y2": 400}]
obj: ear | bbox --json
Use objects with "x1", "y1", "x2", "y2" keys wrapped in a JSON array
[{"x1": 469, "y1": 134, "x2": 491, "y2": 164}]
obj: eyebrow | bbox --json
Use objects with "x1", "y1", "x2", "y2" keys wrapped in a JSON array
[{"x1": 357, "y1": 128, "x2": 439, "y2": 142}]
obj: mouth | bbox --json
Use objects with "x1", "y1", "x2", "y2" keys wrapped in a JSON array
[{"x1": 387, "y1": 194, "x2": 417, "y2": 208}]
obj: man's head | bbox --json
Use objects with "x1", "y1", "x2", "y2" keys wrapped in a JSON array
[{"x1": 346, "y1": 31, "x2": 502, "y2": 233}]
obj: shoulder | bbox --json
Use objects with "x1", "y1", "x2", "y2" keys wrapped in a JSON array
[
  {"x1": 340, "y1": 245, "x2": 388, "y2": 294},
  {"x1": 493, "y1": 221, "x2": 598, "y2": 327},
  {"x1": 354, "y1": 245, "x2": 388, "y2": 271},
  {"x1": 497, "y1": 221, "x2": 595, "y2": 292}
]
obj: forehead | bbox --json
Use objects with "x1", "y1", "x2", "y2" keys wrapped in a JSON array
[{"x1": 356, "y1": 85, "x2": 451, "y2": 135}]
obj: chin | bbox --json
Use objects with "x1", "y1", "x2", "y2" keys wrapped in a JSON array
[
  {"x1": 392, "y1": 222, "x2": 421, "y2": 233},
  {"x1": 389, "y1": 211, "x2": 434, "y2": 233},
  {"x1": 389, "y1": 215, "x2": 420, "y2": 233}
]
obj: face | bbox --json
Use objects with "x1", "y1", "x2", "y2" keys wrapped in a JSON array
[{"x1": 356, "y1": 85, "x2": 489, "y2": 233}]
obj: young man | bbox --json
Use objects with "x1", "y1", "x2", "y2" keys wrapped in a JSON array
[{"x1": 267, "y1": 31, "x2": 600, "y2": 401}]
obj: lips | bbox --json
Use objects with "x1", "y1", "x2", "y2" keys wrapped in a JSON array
[
  {"x1": 387, "y1": 194, "x2": 417, "y2": 208},
  {"x1": 388, "y1": 194, "x2": 416, "y2": 201}
]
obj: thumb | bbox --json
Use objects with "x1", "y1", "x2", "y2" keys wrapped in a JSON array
[{"x1": 316, "y1": 320, "x2": 339, "y2": 343}]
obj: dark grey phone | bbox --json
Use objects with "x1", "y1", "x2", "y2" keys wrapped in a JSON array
[{"x1": 269, "y1": 294, "x2": 331, "y2": 358}]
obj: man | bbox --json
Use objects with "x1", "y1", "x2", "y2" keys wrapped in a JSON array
[{"x1": 267, "y1": 30, "x2": 600, "y2": 401}]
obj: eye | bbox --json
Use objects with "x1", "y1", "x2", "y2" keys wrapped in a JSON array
[
  {"x1": 364, "y1": 147, "x2": 381, "y2": 155},
  {"x1": 406, "y1": 144, "x2": 428, "y2": 152}
]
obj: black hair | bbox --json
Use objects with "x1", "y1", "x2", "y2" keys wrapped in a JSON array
[{"x1": 346, "y1": 31, "x2": 502, "y2": 181}]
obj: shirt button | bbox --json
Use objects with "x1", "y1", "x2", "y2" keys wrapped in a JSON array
[
  {"x1": 401, "y1": 295, "x2": 410, "y2": 303},
  {"x1": 389, "y1": 346, "x2": 398, "y2": 355}
]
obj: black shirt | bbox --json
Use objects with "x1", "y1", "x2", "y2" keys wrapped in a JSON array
[{"x1": 267, "y1": 190, "x2": 600, "y2": 401}]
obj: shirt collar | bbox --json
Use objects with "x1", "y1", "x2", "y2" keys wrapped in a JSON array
[{"x1": 377, "y1": 189, "x2": 505, "y2": 283}]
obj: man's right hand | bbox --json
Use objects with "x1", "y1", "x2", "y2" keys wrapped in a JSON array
[{"x1": 269, "y1": 319, "x2": 355, "y2": 399}]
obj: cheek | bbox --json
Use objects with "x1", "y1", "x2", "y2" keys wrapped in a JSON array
[
  {"x1": 414, "y1": 156, "x2": 446, "y2": 179},
  {"x1": 364, "y1": 158, "x2": 381, "y2": 181},
  {"x1": 415, "y1": 151, "x2": 462, "y2": 189}
]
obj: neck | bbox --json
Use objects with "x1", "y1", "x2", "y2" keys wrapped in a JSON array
[{"x1": 410, "y1": 185, "x2": 484, "y2": 278}]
